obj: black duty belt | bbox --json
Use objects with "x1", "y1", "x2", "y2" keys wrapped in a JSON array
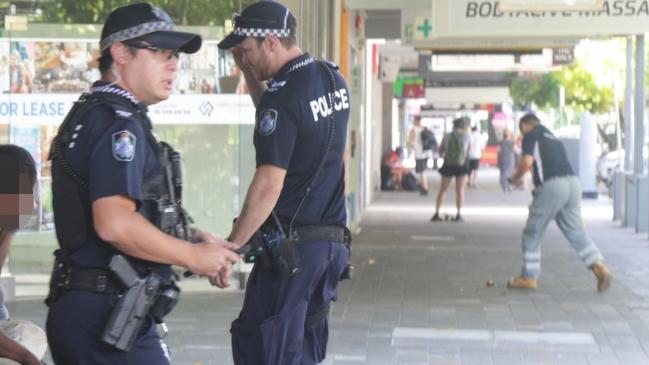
[
  {"x1": 64, "y1": 266, "x2": 121, "y2": 295},
  {"x1": 288, "y1": 225, "x2": 348, "y2": 244}
]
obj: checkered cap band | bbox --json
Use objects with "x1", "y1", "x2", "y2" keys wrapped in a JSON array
[
  {"x1": 233, "y1": 27, "x2": 291, "y2": 38},
  {"x1": 100, "y1": 21, "x2": 175, "y2": 51}
]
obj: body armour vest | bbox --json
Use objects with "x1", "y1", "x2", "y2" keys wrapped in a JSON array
[{"x1": 50, "y1": 91, "x2": 190, "y2": 274}]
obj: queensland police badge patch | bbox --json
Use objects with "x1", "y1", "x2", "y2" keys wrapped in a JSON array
[
  {"x1": 258, "y1": 109, "x2": 278, "y2": 136},
  {"x1": 112, "y1": 130, "x2": 136, "y2": 161}
]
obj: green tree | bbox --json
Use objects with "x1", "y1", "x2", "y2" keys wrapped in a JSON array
[
  {"x1": 509, "y1": 62, "x2": 613, "y2": 115},
  {"x1": 40, "y1": 0, "x2": 256, "y2": 26},
  {"x1": 553, "y1": 62, "x2": 614, "y2": 114},
  {"x1": 510, "y1": 73, "x2": 559, "y2": 110}
]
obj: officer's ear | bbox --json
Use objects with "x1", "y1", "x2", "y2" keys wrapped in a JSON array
[
  {"x1": 110, "y1": 43, "x2": 129, "y2": 65},
  {"x1": 265, "y1": 35, "x2": 281, "y2": 52}
]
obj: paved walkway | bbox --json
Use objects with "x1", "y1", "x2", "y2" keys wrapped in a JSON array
[{"x1": 9, "y1": 168, "x2": 649, "y2": 364}]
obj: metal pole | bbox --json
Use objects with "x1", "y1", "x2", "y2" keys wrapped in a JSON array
[
  {"x1": 625, "y1": 36, "x2": 634, "y2": 171},
  {"x1": 634, "y1": 35, "x2": 645, "y2": 175}
]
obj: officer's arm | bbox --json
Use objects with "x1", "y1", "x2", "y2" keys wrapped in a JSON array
[
  {"x1": 0, "y1": 328, "x2": 41, "y2": 365},
  {"x1": 229, "y1": 165, "x2": 286, "y2": 247},
  {"x1": 93, "y1": 196, "x2": 239, "y2": 275},
  {"x1": 511, "y1": 154, "x2": 534, "y2": 184}
]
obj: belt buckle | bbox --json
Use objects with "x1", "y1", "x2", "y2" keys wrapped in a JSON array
[{"x1": 97, "y1": 274, "x2": 107, "y2": 292}]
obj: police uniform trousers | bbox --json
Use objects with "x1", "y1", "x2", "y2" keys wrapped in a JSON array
[
  {"x1": 46, "y1": 290, "x2": 169, "y2": 365},
  {"x1": 520, "y1": 175, "x2": 604, "y2": 279},
  {"x1": 231, "y1": 239, "x2": 349, "y2": 365}
]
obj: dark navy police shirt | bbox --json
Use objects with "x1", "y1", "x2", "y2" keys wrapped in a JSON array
[
  {"x1": 521, "y1": 125, "x2": 574, "y2": 187},
  {"x1": 60, "y1": 81, "x2": 159, "y2": 267},
  {"x1": 254, "y1": 53, "x2": 350, "y2": 227}
]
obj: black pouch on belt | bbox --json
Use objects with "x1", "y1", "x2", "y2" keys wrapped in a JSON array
[{"x1": 262, "y1": 231, "x2": 300, "y2": 279}]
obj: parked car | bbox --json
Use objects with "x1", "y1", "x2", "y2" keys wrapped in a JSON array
[
  {"x1": 596, "y1": 150, "x2": 621, "y2": 188},
  {"x1": 596, "y1": 147, "x2": 648, "y2": 188}
]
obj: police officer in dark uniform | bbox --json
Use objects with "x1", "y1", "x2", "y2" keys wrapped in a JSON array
[
  {"x1": 45, "y1": 3, "x2": 240, "y2": 364},
  {"x1": 214, "y1": 2, "x2": 352, "y2": 364}
]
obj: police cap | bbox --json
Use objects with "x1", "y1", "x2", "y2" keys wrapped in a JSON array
[
  {"x1": 100, "y1": 2, "x2": 201, "y2": 54},
  {"x1": 218, "y1": 1, "x2": 295, "y2": 50}
]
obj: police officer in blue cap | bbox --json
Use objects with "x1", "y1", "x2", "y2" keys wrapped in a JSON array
[
  {"x1": 214, "y1": 1, "x2": 352, "y2": 364},
  {"x1": 45, "y1": 3, "x2": 240, "y2": 364}
]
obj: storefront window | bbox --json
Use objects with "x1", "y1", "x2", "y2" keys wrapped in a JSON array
[{"x1": 1, "y1": 36, "x2": 254, "y2": 274}]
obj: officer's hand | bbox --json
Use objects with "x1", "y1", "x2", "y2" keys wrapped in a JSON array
[
  {"x1": 187, "y1": 241, "x2": 240, "y2": 277},
  {"x1": 232, "y1": 46, "x2": 246, "y2": 71},
  {"x1": 190, "y1": 227, "x2": 218, "y2": 244},
  {"x1": 208, "y1": 266, "x2": 232, "y2": 289}
]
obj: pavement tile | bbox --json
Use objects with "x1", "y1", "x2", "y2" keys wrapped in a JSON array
[{"x1": 9, "y1": 170, "x2": 649, "y2": 364}]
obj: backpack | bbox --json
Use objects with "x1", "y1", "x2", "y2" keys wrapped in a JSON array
[
  {"x1": 445, "y1": 132, "x2": 466, "y2": 166},
  {"x1": 420, "y1": 128, "x2": 436, "y2": 151},
  {"x1": 401, "y1": 171, "x2": 420, "y2": 191}
]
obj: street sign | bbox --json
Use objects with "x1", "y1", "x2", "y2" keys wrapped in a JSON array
[
  {"x1": 430, "y1": 0, "x2": 649, "y2": 38},
  {"x1": 4, "y1": 15, "x2": 27, "y2": 31},
  {"x1": 552, "y1": 47, "x2": 574, "y2": 65},
  {"x1": 500, "y1": 0, "x2": 604, "y2": 11},
  {"x1": 414, "y1": 17, "x2": 433, "y2": 40}
]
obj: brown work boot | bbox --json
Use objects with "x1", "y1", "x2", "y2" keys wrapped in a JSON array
[
  {"x1": 590, "y1": 261, "x2": 612, "y2": 292},
  {"x1": 507, "y1": 276, "x2": 537, "y2": 289}
]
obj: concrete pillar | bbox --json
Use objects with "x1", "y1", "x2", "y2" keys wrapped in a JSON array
[
  {"x1": 578, "y1": 113, "x2": 598, "y2": 198},
  {"x1": 634, "y1": 35, "x2": 645, "y2": 175},
  {"x1": 382, "y1": 82, "x2": 393, "y2": 153},
  {"x1": 624, "y1": 36, "x2": 634, "y2": 171}
]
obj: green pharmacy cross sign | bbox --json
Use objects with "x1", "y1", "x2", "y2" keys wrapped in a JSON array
[{"x1": 416, "y1": 18, "x2": 432, "y2": 38}]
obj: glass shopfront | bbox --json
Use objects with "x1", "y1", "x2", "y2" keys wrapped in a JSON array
[{"x1": 1, "y1": 37, "x2": 256, "y2": 274}]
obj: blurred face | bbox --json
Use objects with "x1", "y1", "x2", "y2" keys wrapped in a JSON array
[
  {"x1": 239, "y1": 37, "x2": 273, "y2": 81},
  {"x1": 116, "y1": 42, "x2": 180, "y2": 105},
  {"x1": 519, "y1": 122, "x2": 534, "y2": 135},
  {"x1": 0, "y1": 172, "x2": 35, "y2": 231}
]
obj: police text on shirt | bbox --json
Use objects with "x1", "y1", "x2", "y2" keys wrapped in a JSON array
[{"x1": 309, "y1": 88, "x2": 350, "y2": 122}]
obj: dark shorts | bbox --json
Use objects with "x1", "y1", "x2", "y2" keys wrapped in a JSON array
[
  {"x1": 468, "y1": 158, "x2": 480, "y2": 172},
  {"x1": 415, "y1": 158, "x2": 428, "y2": 173},
  {"x1": 439, "y1": 163, "x2": 468, "y2": 177}
]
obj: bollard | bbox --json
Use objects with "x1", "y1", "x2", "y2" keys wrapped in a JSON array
[
  {"x1": 624, "y1": 174, "x2": 637, "y2": 228},
  {"x1": 637, "y1": 175, "x2": 649, "y2": 233}
]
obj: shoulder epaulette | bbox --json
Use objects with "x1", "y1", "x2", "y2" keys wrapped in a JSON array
[
  {"x1": 266, "y1": 80, "x2": 287, "y2": 93},
  {"x1": 324, "y1": 60, "x2": 339, "y2": 70}
]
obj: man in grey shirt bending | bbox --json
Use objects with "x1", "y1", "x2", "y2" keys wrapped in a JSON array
[{"x1": 507, "y1": 114, "x2": 611, "y2": 292}]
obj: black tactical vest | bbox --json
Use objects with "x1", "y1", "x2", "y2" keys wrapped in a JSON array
[{"x1": 50, "y1": 91, "x2": 190, "y2": 270}]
